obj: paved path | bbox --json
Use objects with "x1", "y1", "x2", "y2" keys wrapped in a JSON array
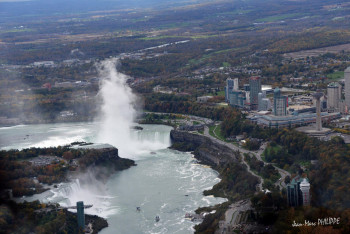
[
  {"x1": 204, "y1": 126, "x2": 291, "y2": 191},
  {"x1": 144, "y1": 112, "x2": 214, "y2": 125},
  {"x1": 219, "y1": 200, "x2": 252, "y2": 234},
  {"x1": 204, "y1": 126, "x2": 263, "y2": 191},
  {"x1": 148, "y1": 111, "x2": 291, "y2": 190},
  {"x1": 252, "y1": 142, "x2": 290, "y2": 189}
]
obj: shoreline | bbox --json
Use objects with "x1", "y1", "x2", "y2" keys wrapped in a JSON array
[
  {"x1": 170, "y1": 129, "x2": 260, "y2": 233},
  {"x1": 1, "y1": 120, "x2": 246, "y2": 233},
  {"x1": 0, "y1": 145, "x2": 135, "y2": 233}
]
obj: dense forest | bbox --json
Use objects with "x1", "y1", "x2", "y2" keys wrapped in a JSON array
[{"x1": 194, "y1": 106, "x2": 350, "y2": 233}]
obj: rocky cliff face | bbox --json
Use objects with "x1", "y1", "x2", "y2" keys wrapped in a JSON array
[
  {"x1": 90, "y1": 147, "x2": 135, "y2": 171},
  {"x1": 170, "y1": 130, "x2": 239, "y2": 167}
]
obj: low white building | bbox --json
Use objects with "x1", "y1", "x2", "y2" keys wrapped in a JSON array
[{"x1": 197, "y1": 96, "x2": 213, "y2": 103}]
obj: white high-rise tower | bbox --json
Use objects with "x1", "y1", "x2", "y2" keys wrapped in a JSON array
[
  {"x1": 300, "y1": 178, "x2": 311, "y2": 206},
  {"x1": 327, "y1": 82, "x2": 340, "y2": 112},
  {"x1": 233, "y1": 78, "x2": 239, "y2": 91},
  {"x1": 345, "y1": 67, "x2": 350, "y2": 110}
]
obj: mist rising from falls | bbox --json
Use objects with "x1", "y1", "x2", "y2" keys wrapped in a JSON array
[
  {"x1": 96, "y1": 59, "x2": 137, "y2": 156},
  {"x1": 49, "y1": 60, "x2": 172, "y2": 218},
  {"x1": 96, "y1": 59, "x2": 171, "y2": 157},
  {"x1": 50, "y1": 168, "x2": 117, "y2": 218}
]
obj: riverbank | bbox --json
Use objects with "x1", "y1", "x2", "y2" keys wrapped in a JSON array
[
  {"x1": 0, "y1": 145, "x2": 135, "y2": 198},
  {"x1": 0, "y1": 117, "x2": 95, "y2": 128},
  {"x1": 170, "y1": 129, "x2": 260, "y2": 233},
  {"x1": 0, "y1": 145, "x2": 136, "y2": 233}
]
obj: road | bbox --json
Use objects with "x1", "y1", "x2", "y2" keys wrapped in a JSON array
[
  {"x1": 203, "y1": 125, "x2": 291, "y2": 234},
  {"x1": 144, "y1": 112, "x2": 214, "y2": 125},
  {"x1": 204, "y1": 125, "x2": 290, "y2": 191},
  {"x1": 146, "y1": 112, "x2": 291, "y2": 190},
  {"x1": 204, "y1": 126, "x2": 263, "y2": 191},
  {"x1": 251, "y1": 142, "x2": 290, "y2": 189}
]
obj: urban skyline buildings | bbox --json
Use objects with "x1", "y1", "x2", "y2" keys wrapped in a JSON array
[
  {"x1": 273, "y1": 88, "x2": 288, "y2": 116},
  {"x1": 258, "y1": 91, "x2": 271, "y2": 111},
  {"x1": 249, "y1": 76, "x2": 261, "y2": 110},
  {"x1": 327, "y1": 82, "x2": 340, "y2": 112},
  {"x1": 225, "y1": 78, "x2": 234, "y2": 102},
  {"x1": 287, "y1": 177, "x2": 310, "y2": 207},
  {"x1": 345, "y1": 67, "x2": 350, "y2": 110},
  {"x1": 233, "y1": 78, "x2": 239, "y2": 91},
  {"x1": 300, "y1": 178, "x2": 311, "y2": 206},
  {"x1": 313, "y1": 91, "x2": 323, "y2": 132}
]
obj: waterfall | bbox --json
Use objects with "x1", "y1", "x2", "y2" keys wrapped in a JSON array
[
  {"x1": 49, "y1": 170, "x2": 117, "y2": 218},
  {"x1": 95, "y1": 59, "x2": 171, "y2": 157},
  {"x1": 96, "y1": 58, "x2": 138, "y2": 157}
]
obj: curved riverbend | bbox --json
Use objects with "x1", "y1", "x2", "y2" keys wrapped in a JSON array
[{"x1": 0, "y1": 123, "x2": 227, "y2": 234}]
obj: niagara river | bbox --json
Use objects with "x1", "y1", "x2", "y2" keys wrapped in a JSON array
[{"x1": 0, "y1": 122, "x2": 226, "y2": 234}]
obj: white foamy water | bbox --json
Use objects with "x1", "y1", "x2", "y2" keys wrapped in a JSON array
[{"x1": 1, "y1": 123, "x2": 227, "y2": 233}]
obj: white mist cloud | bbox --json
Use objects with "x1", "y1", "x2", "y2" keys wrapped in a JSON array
[{"x1": 96, "y1": 58, "x2": 138, "y2": 157}]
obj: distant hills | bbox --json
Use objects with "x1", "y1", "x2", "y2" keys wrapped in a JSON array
[{"x1": 0, "y1": 0, "x2": 217, "y2": 22}]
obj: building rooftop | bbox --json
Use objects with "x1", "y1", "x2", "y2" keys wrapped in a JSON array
[
  {"x1": 300, "y1": 178, "x2": 310, "y2": 187},
  {"x1": 328, "y1": 82, "x2": 340, "y2": 87},
  {"x1": 250, "y1": 76, "x2": 260, "y2": 80},
  {"x1": 254, "y1": 111, "x2": 335, "y2": 121}
]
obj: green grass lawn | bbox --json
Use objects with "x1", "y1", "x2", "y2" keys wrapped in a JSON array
[
  {"x1": 297, "y1": 160, "x2": 311, "y2": 168},
  {"x1": 262, "y1": 144, "x2": 282, "y2": 162},
  {"x1": 222, "y1": 62, "x2": 231, "y2": 67},
  {"x1": 2, "y1": 28, "x2": 35, "y2": 33},
  {"x1": 256, "y1": 13, "x2": 304, "y2": 22},
  {"x1": 327, "y1": 71, "x2": 344, "y2": 81},
  {"x1": 208, "y1": 125, "x2": 217, "y2": 138},
  {"x1": 209, "y1": 124, "x2": 228, "y2": 142},
  {"x1": 216, "y1": 90, "x2": 225, "y2": 97}
]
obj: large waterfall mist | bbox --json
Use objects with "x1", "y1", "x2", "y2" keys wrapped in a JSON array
[
  {"x1": 10, "y1": 60, "x2": 173, "y2": 219},
  {"x1": 96, "y1": 59, "x2": 138, "y2": 156},
  {"x1": 96, "y1": 59, "x2": 170, "y2": 157}
]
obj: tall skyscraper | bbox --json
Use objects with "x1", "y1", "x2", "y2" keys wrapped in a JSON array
[
  {"x1": 327, "y1": 82, "x2": 340, "y2": 112},
  {"x1": 313, "y1": 91, "x2": 323, "y2": 131},
  {"x1": 258, "y1": 92, "x2": 264, "y2": 111},
  {"x1": 77, "y1": 201, "x2": 85, "y2": 230},
  {"x1": 287, "y1": 177, "x2": 303, "y2": 207},
  {"x1": 228, "y1": 90, "x2": 245, "y2": 107},
  {"x1": 233, "y1": 78, "x2": 239, "y2": 91},
  {"x1": 225, "y1": 78, "x2": 234, "y2": 102},
  {"x1": 345, "y1": 67, "x2": 350, "y2": 110},
  {"x1": 273, "y1": 88, "x2": 288, "y2": 116},
  {"x1": 249, "y1": 76, "x2": 261, "y2": 110},
  {"x1": 300, "y1": 178, "x2": 311, "y2": 206},
  {"x1": 258, "y1": 91, "x2": 271, "y2": 111},
  {"x1": 287, "y1": 177, "x2": 310, "y2": 207}
]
